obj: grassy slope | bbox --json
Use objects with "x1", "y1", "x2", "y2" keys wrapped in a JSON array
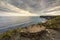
[{"x1": 44, "y1": 16, "x2": 60, "y2": 28}]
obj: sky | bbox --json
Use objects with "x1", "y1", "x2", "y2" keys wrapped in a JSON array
[{"x1": 0, "y1": 0, "x2": 60, "y2": 16}]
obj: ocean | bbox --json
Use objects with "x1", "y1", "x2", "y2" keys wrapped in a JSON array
[{"x1": 0, "y1": 16, "x2": 46, "y2": 33}]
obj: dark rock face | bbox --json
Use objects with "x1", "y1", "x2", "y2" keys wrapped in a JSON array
[
  {"x1": 20, "y1": 30, "x2": 48, "y2": 40},
  {"x1": 40, "y1": 16, "x2": 57, "y2": 20},
  {"x1": 20, "y1": 29, "x2": 60, "y2": 40}
]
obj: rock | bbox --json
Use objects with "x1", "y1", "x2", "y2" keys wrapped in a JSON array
[
  {"x1": 20, "y1": 29, "x2": 60, "y2": 40},
  {"x1": 20, "y1": 25, "x2": 45, "y2": 33}
]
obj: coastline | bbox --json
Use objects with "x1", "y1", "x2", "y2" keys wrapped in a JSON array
[
  {"x1": 0, "y1": 16, "x2": 60, "y2": 40},
  {"x1": 0, "y1": 23, "x2": 60, "y2": 40}
]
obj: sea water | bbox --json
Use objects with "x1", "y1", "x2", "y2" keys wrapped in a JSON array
[{"x1": 0, "y1": 16, "x2": 46, "y2": 33}]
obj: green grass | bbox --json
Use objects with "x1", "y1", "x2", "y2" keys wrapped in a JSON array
[
  {"x1": 43, "y1": 16, "x2": 60, "y2": 28},
  {"x1": 0, "y1": 28, "x2": 22, "y2": 40}
]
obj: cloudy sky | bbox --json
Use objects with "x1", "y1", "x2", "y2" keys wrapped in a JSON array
[{"x1": 0, "y1": 0, "x2": 60, "y2": 16}]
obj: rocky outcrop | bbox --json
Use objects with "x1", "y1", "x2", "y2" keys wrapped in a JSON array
[
  {"x1": 20, "y1": 28, "x2": 60, "y2": 40},
  {"x1": 40, "y1": 16, "x2": 57, "y2": 20},
  {"x1": 20, "y1": 24, "x2": 45, "y2": 33}
]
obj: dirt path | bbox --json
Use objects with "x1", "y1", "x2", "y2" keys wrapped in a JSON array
[{"x1": 45, "y1": 29, "x2": 60, "y2": 40}]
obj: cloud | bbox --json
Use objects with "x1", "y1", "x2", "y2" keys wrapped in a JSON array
[
  {"x1": 41, "y1": 10, "x2": 60, "y2": 16},
  {"x1": 0, "y1": 0, "x2": 60, "y2": 15},
  {"x1": 0, "y1": 1, "x2": 39, "y2": 16},
  {"x1": 0, "y1": 12, "x2": 39, "y2": 16},
  {"x1": 47, "y1": 6, "x2": 60, "y2": 11}
]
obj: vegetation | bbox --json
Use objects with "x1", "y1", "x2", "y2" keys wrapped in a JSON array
[
  {"x1": 0, "y1": 28, "x2": 22, "y2": 40},
  {"x1": 43, "y1": 16, "x2": 60, "y2": 28}
]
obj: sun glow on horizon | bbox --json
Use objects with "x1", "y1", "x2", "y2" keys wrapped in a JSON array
[
  {"x1": 0, "y1": 1, "x2": 60, "y2": 16},
  {"x1": 0, "y1": 1, "x2": 39, "y2": 16},
  {"x1": 0, "y1": 12, "x2": 39, "y2": 16}
]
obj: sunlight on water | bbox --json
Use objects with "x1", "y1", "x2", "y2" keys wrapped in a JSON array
[{"x1": 0, "y1": 16, "x2": 46, "y2": 30}]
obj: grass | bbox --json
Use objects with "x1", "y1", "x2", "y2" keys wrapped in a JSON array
[{"x1": 43, "y1": 16, "x2": 60, "y2": 28}]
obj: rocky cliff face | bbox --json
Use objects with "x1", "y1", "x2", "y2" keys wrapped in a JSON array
[
  {"x1": 40, "y1": 16, "x2": 57, "y2": 20},
  {"x1": 20, "y1": 29, "x2": 60, "y2": 40}
]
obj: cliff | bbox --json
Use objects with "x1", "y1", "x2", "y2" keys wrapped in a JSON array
[
  {"x1": 40, "y1": 16, "x2": 57, "y2": 20},
  {"x1": 0, "y1": 16, "x2": 60, "y2": 40}
]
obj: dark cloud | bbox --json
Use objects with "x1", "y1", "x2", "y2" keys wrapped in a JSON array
[{"x1": 0, "y1": 0, "x2": 60, "y2": 13}]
